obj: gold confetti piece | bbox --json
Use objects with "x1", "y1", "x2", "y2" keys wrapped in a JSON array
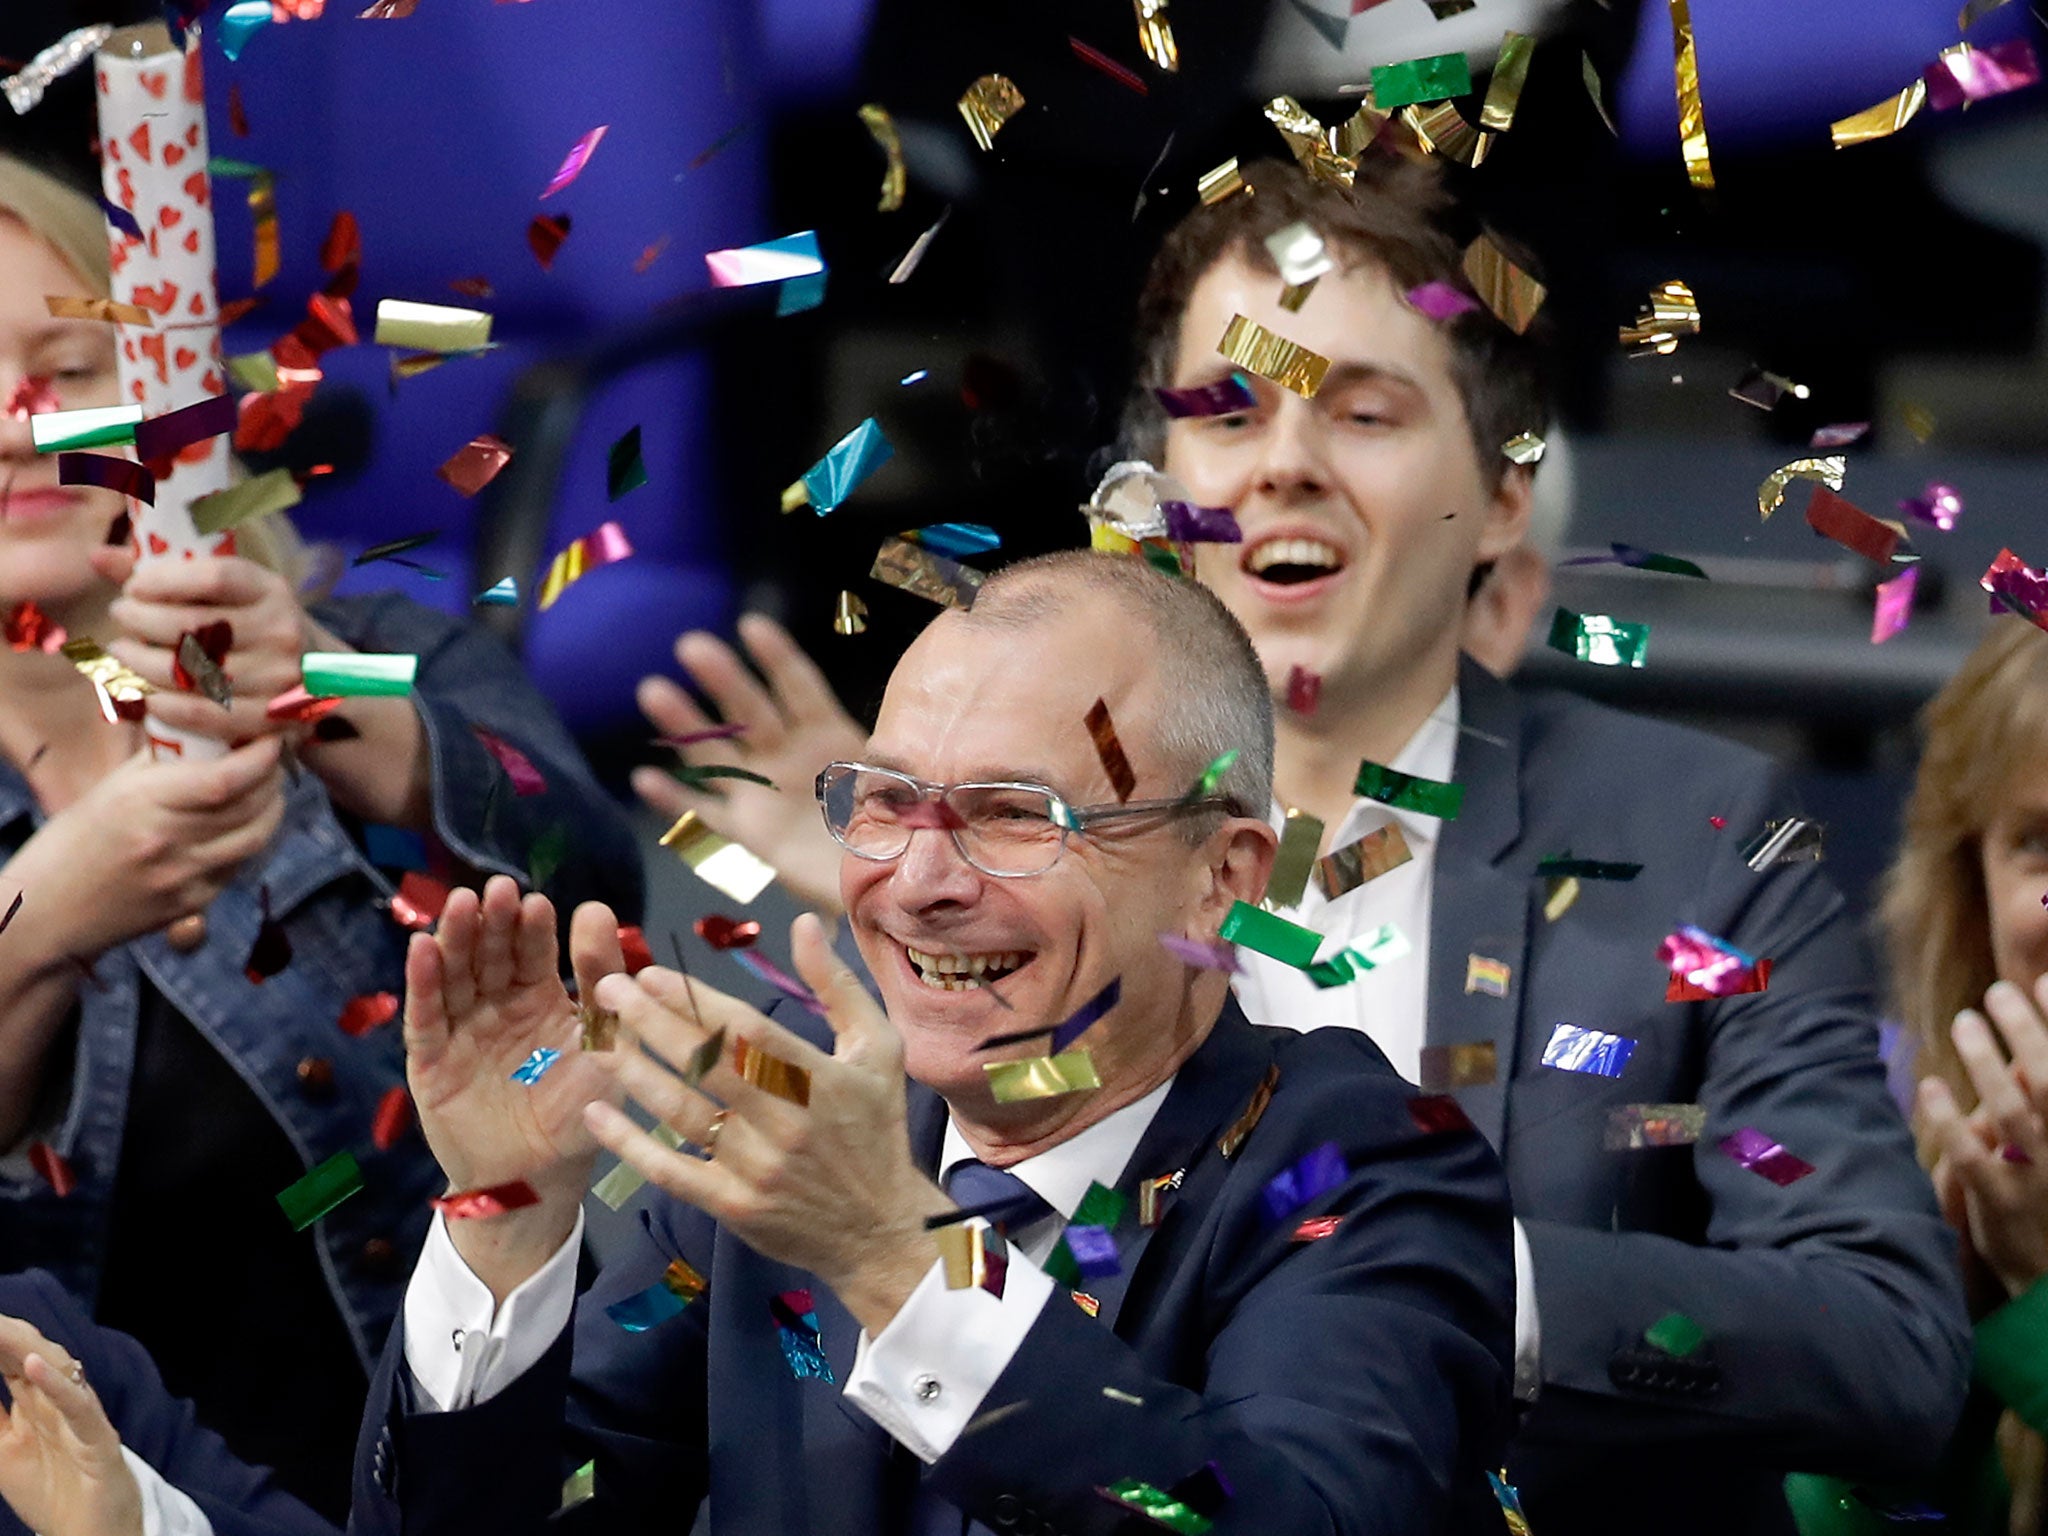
[
  {"x1": 1583, "y1": 52, "x2": 1619, "y2": 134},
  {"x1": 190, "y1": 468, "x2": 304, "y2": 536},
  {"x1": 1278, "y1": 281, "x2": 1317, "y2": 312},
  {"x1": 872, "y1": 536, "x2": 984, "y2": 608},
  {"x1": 372, "y1": 299, "x2": 493, "y2": 354},
  {"x1": 1902, "y1": 401, "x2": 1936, "y2": 442},
  {"x1": 1218, "y1": 1064, "x2": 1280, "y2": 1158},
  {"x1": 779, "y1": 479, "x2": 810, "y2": 513},
  {"x1": 1481, "y1": 32, "x2": 1536, "y2": 132},
  {"x1": 1462, "y1": 235, "x2": 1546, "y2": 334},
  {"x1": 1960, "y1": 0, "x2": 2013, "y2": 27},
  {"x1": 1218, "y1": 314, "x2": 1331, "y2": 398},
  {"x1": 227, "y1": 351, "x2": 279, "y2": 393},
  {"x1": 1756, "y1": 455, "x2": 1845, "y2": 519},
  {"x1": 833, "y1": 591, "x2": 868, "y2": 635},
  {"x1": 1831, "y1": 79, "x2": 1926, "y2": 149},
  {"x1": 1502, "y1": 431, "x2": 1546, "y2": 465},
  {"x1": 1402, "y1": 102, "x2": 1494, "y2": 167},
  {"x1": 560, "y1": 1461, "x2": 595, "y2": 1512},
  {"x1": 1084, "y1": 698, "x2": 1138, "y2": 801},
  {"x1": 1419, "y1": 1041, "x2": 1497, "y2": 1091},
  {"x1": 1316, "y1": 824, "x2": 1412, "y2": 899},
  {"x1": 985, "y1": 1048, "x2": 1102, "y2": 1103},
  {"x1": 44, "y1": 295, "x2": 153, "y2": 327},
  {"x1": 1133, "y1": 0, "x2": 1178, "y2": 71},
  {"x1": 1543, "y1": 875, "x2": 1581, "y2": 921},
  {"x1": 1197, "y1": 157, "x2": 1249, "y2": 204},
  {"x1": 659, "y1": 811, "x2": 779, "y2": 904},
  {"x1": 1618, "y1": 279, "x2": 1701, "y2": 356},
  {"x1": 1263, "y1": 96, "x2": 1358, "y2": 187},
  {"x1": 61, "y1": 637, "x2": 154, "y2": 724},
  {"x1": 1331, "y1": 100, "x2": 1389, "y2": 162},
  {"x1": 1667, "y1": 0, "x2": 1716, "y2": 190},
  {"x1": 958, "y1": 74, "x2": 1025, "y2": 152},
  {"x1": 579, "y1": 1002, "x2": 618, "y2": 1053},
  {"x1": 731, "y1": 1036, "x2": 811, "y2": 1107},
  {"x1": 857, "y1": 104, "x2": 907, "y2": 212},
  {"x1": 935, "y1": 1223, "x2": 1008, "y2": 1295},
  {"x1": 1267, "y1": 808, "x2": 1325, "y2": 909}
]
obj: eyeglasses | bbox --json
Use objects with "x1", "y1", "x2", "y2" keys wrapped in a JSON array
[{"x1": 815, "y1": 761, "x2": 1241, "y2": 879}]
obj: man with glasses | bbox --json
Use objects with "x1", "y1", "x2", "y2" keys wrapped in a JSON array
[{"x1": 352, "y1": 553, "x2": 1517, "y2": 1536}]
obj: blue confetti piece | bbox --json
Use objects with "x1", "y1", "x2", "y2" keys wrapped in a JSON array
[
  {"x1": 1064, "y1": 1223, "x2": 1122, "y2": 1280},
  {"x1": 362, "y1": 825, "x2": 429, "y2": 872},
  {"x1": 97, "y1": 195, "x2": 142, "y2": 244},
  {"x1": 474, "y1": 577, "x2": 518, "y2": 606},
  {"x1": 218, "y1": 0, "x2": 270, "y2": 60},
  {"x1": 606, "y1": 1284, "x2": 688, "y2": 1333},
  {"x1": 775, "y1": 270, "x2": 827, "y2": 316},
  {"x1": 1258, "y1": 1140, "x2": 1348, "y2": 1224},
  {"x1": 1540, "y1": 1023, "x2": 1637, "y2": 1079},
  {"x1": 911, "y1": 523, "x2": 1003, "y2": 560},
  {"x1": 510, "y1": 1047, "x2": 562, "y2": 1085},
  {"x1": 779, "y1": 1323, "x2": 834, "y2": 1381},
  {"x1": 899, "y1": 369, "x2": 929, "y2": 386},
  {"x1": 801, "y1": 418, "x2": 893, "y2": 514}
]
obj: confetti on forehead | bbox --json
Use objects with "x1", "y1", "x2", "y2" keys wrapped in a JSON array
[
  {"x1": 1083, "y1": 698, "x2": 1138, "y2": 801},
  {"x1": 1217, "y1": 315, "x2": 1331, "y2": 398}
]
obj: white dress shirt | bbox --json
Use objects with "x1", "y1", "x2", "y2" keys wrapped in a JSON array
[
  {"x1": 125, "y1": 1448, "x2": 212, "y2": 1536},
  {"x1": 1228, "y1": 688, "x2": 1542, "y2": 1400},
  {"x1": 400, "y1": 1082, "x2": 1173, "y2": 1462}
]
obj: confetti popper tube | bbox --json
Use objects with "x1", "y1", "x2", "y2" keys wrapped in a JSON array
[{"x1": 97, "y1": 24, "x2": 234, "y2": 763}]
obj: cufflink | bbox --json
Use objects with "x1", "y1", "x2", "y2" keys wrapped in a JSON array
[{"x1": 913, "y1": 1374, "x2": 942, "y2": 1404}]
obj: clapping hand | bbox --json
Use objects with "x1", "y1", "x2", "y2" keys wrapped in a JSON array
[
  {"x1": 0, "y1": 1316, "x2": 143, "y2": 1536},
  {"x1": 634, "y1": 616, "x2": 864, "y2": 914}
]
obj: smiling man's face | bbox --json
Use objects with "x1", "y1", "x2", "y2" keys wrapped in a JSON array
[
  {"x1": 1162, "y1": 246, "x2": 1529, "y2": 711},
  {"x1": 842, "y1": 599, "x2": 1234, "y2": 1116}
]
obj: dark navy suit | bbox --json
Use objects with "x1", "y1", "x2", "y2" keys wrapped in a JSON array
[
  {"x1": 0, "y1": 1268, "x2": 333, "y2": 1536},
  {"x1": 351, "y1": 1003, "x2": 1517, "y2": 1535},
  {"x1": 1419, "y1": 658, "x2": 1971, "y2": 1533}
]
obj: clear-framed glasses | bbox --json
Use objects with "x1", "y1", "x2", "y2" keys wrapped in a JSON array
[{"x1": 815, "y1": 761, "x2": 1241, "y2": 879}]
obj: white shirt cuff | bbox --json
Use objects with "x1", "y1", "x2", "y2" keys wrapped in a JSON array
[
  {"x1": 1511, "y1": 1216, "x2": 1542, "y2": 1403},
  {"x1": 124, "y1": 1445, "x2": 213, "y2": 1536},
  {"x1": 403, "y1": 1207, "x2": 584, "y2": 1412},
  {"x1": 842, "y1": 1222, "x2": 1054, "y2": 1464}
]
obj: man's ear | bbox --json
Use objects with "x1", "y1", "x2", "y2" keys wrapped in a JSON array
[
  {"x1": 1476, "y1": 461, "x2": 1536, "y2": 565},
  {"x1": 1196, "y1": 819, "x2": 1278, "y2": 928},
  {"x1": 1465, "y1": 544, "x2": 1552, "y2": 679}
]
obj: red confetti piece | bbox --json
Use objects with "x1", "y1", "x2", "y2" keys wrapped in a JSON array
[
  {"x1": 227, "y1": 81, "x2": 251, "y2": 136},
  {"x1": 1286, "y1": 665, "x2": 1322, "y2": 717},
  {"x1": 338, "y1": 992, "x2": 400, "y2": 1037},
  {"x1": 473, "y1": 728, "x2": 548, "y2": 795},
  {"x1": 436, "y1": 433, "x2": 514, "y2": 497},
  {"x1": 218, "y1": 296, "x2": 262, "y2": 327},
  {"x1": 1071, "y1": 1291, "x2": 1100, "y2": 1316},
  {"x1": 433, "y1": 1179, "x2": 541, "y2": 1218},
  {"x1": 3, "y1": 375, "x2": 59, "y2": 421},
  {"x1": 540, "y1": 125, "x2": 608, "y2": 198},
  {"x1": 371, "y1": 1085, "x2": 413, "y2": 1150},
  {"x1": 1805, "y1": 485, "x2": 1902, "y2": 564},
  {"x1": 1407, "y1": 1094, "x2": 1474, "y2": 1135},
  {"x1": 618, "y1": 925, "x2": 655, "y2": 974},
  {"x1": 695, "y1": 914, "x2": 762, "y2": 950},
  {"x1": 389, "y1": 871, "x2": 450, "y2": 931},
  {"x1": 1293, "y1": 1214, "x2": 1343, "y2": 1241},
  {"x1": 1068, "y1": 35, "x2": 1149, "y2": 94},
  {"x1": 447, "y1": 275, "x2": 494, "y2": 299},
  {"x1": 1666, "y1": 957, "x2": 1772, "y2": 1002},
  {"x1": 527, "y1": 213, "x2": 571, "y2": 272},
  {"x1": 634, "y1": 235, "x2": 671, "y2": 274},
  {"x1": 320, "y1": 210, "x2": 362, "y2": 274},
  {"x1": 5, "y1": 601, "x2": 66, "y2": 654},
  {"x1": 170, "y1": 619, "x2": 233, "y2": 693},
  {"x1": 655, "y1": 723, "x2": 747, "y2": 748},
  {"x1": 265, "y1": 684, "x2": 344, "y2": 724},
  {"x1": 28, "y1": 1142, "x2": 75, "y2": 1198},
  {"x1": 1709, "y1": 815, "x2": 1727, "y2": 830}
]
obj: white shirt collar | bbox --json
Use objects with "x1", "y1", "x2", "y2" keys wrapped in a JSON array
[
  {"x1": 939, "y1": 1077, "x2": 1174, "y2": 1221},
  {"x1": 1271, "y1": 684, "x2": 1461, "y2": 856}
]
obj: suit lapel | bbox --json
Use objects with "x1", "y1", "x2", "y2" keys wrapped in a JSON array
[
  {"x1": 1426, "y1": 657, "x2": 1532, "y2": 1152},
  {"x1": 1091, "y1": 1005, "x2": 1276, "y2": 1333}
]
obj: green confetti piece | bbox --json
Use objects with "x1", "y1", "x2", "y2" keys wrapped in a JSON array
[
  {"x1": 592, "y1": 1124, "x2": 684, "y2": 1210},
  {"x1": 301, "y1": 651, "x2": 418, "y2": 698},
  {"x1": 1634, "y1": 551, "x2": 1707, "y2": 579},
  {"x1": 276, "y1": 1150, "x2": 363, "y2": 1231},
  {"x1": 528, "y1": 822, "x2": 569, "y2": 891},
  {"x1": 1098, "y1": 1479, "x2": 1214, "y2": 1535},
  {"x1": 668, "y1": 764, "x2": 778, "y2": 791},
  {"x1": 1143, "y1": 544, "x2": 1188, "y2": 579},
  {"x1": 191, "y1": 468, "x2": 303, "y2": 536},
  {"x1": 226, "y1": 351, "x2": 280, "y2": 394},
  {"x1": 561, "y1": 1460, "x2": 596, "y2": 1511},
  {"x1": 1547, "y1": 607, "x2": 1651, "y2": 669},
  {"x1": 607, "y1": 424, "x2": 649, "y2": 502},
  {"x1": 1370, "y1": 51, "x2": 1474, "y2": 110},
  {"x1": 29, "y1": 403, "x2": 142, "y2": 453},
  {"x1": 1184, "y1": 749, "x2": 1240, "y2": 804},
  {"x1": 1218, "y1": 901, "x2": 1322, "y2": 969},
  {"x1": 1644, "y1": 1311, "x2": 1705, "y2": 1358},
  {"x1": 1534, "y1": 856, "x2": 1643, "y2": 881},
  {"x1": 1071, "y1": 1180, "x2": 1126, "y2": 1229},
  {"x1": 1304, "y1": 923, "x2": 1412, "y2": 988},
  {"x1": 1352, "y1": 761, "x2": 1464, "y2": 820}
]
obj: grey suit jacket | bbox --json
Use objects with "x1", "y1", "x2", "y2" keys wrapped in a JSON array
[{"x1": 1418, "y1": 656, "x2": 1969, "y2": 1534}]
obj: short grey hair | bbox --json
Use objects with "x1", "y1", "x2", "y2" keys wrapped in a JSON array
[{"x1": 960, "y1": 551, "x2": 1276, "y2": 823}]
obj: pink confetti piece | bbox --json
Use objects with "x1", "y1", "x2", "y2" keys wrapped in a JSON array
[
  {"x1": 1982, "y1": 548, "x2": 2048, "y2": 630},
  {"x1": 1657, "y1": 924, "x2": 1762, "y2": 996},
  {"x1": 1405, "y1": 281, "x2": 1480, "y2": 320},
  {"x1": 655, "y1": 724, "x2": 748, "y2": 748},
  {"x1": 474, "y1": 728, "x2": 548, "y2": 795},
  {"x1": 1871, "y1": 566, "x2": 1917, "y2": 644},
  {"x1": 1808, "y1": 422, "x2": 1869, "y2": 449},
  {"x1": 541, "y1": 125, "x2": 608, "y2": 198},
  {"x1": 1719, "y1": 1126, "x2": 1814, "y2": 1186},
  {"x1": 1926, "y1": 38, "x2": 2040, "y2": 111},
  {"x1": 1159, "y1": 933, "x2": 1242, "y2": 972},
  {"x1": 1898, "y1": 482, "x2": 1962, "y2": 531}
]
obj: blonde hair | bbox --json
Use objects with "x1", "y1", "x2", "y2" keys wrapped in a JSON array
[{"x1": 0, "y1": 153, "x2": 307, "y2": 587}]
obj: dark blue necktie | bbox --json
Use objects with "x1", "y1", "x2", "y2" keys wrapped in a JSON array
[{"x1": 908, "y1": 1162, "x2": 1053, "y2": 1536}]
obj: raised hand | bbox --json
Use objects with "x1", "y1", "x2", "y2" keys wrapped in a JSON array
[
  {"x1": 633, "y1": 615, "x2": 864, "y2": 913},
  {"x1": 0, "y1": 1316, "x2": 143, "y2": 1536}
]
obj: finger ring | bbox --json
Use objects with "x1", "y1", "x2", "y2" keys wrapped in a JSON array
[
  {"x1": 67, "y1": 1360, "x2": 84, "y2": 1388},
  {"x1": 702, "y1": 1109, "x2": 729, "y2": 1157}
]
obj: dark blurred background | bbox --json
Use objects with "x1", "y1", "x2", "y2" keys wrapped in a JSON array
[{"x1": 4, "y1": 0, "x2": 2044, "y2": 943}]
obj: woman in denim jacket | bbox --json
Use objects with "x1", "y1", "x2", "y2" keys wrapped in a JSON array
[{"x1": 0, "y1": 154, "x2": 642, "y2": 1522}]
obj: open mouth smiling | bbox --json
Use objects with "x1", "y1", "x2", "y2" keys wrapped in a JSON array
[
  {"x1": 903, "y1": 945, "x2": 1035, "y2": 991},
  {"x1": 1241, "y1": 535, "x2": 1346, "y2": 586}
]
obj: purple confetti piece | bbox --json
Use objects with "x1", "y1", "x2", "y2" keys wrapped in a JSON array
[
  {"x1": 1154, "y1": 374, "x2": 1257, "y2": 418},
  {"x1": 541, "y1": 125, "x2": 609, "y2": 198},
  {"x1": 1540, "y1": 1023, "x2": 1637, "y2": 1079},
  {"x1": 1161, "y1": 501, "x2": 1243, "y2": 543},
  {"x1": 133, "y1": 393, "x2": 240, "y2": 465},
  {"x1": 1259, "y1": 1139, "x2": 1348, "y2": 1223},
  {"x1": 1808, "y1": 422, "x2": 1870, "y2": 450},
  {"x1": 1052, "y1": 977, "x2": 1122, "y2": 1054},
  {"x1": 1159, "y1": 933, "x2": 1242, "y2": 973},
  {"x1": 1898, "y1": 482, "x2": 1962, "y2": 532},
  {"x1": 1926, "y1": 38, "x2": 2040, "y2": 110},
  {"x1": 1063, "y1": 1223, "x2": 1122, "y2": 1279},
  {"x1": 97, "y1": 193, "x2": 143, "y2": 243},
  {"x1": 1720, "y1": 1126, "x2": 1815, "y2": 1186},
  {"x1": 729, "y1": 950, "x2": 829, "y2": 1017},
  {"x1": 1872, "y1": 566, "x2": 1918, "y2": 644},
  {"x1": 1405, "y1": 281, "x2": 1481, "y2": 320},
  {"x1": 57, "y1": 452, "x2": 154, "y2": 505}
]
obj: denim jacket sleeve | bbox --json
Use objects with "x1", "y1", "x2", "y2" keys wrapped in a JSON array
[{"x1": 309, "y1": 593, "x2": 644, "y2": 926}]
